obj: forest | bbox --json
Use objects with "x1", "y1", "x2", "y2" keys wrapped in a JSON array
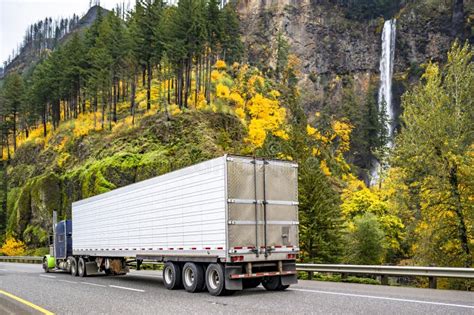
[{"x1": 0, "y1": 0, "x2": 472, "y2": 290}]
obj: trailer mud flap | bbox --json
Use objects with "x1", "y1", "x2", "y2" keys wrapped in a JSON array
[
  {"x1": 281, "y1": 261, "x2": 297, "y2": 285},
  {"x1": 225, "y1": 265, "x2": 243, "y2": 290},
  {"x1": 85, "y1": 261, "x2": 99, "y2": 275},
  {"x1": 281, "y1": 274, "x2": 297, "y2": 285}
]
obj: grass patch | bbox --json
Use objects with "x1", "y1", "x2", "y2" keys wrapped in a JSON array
[{"x1": 298, "y1": 271, "x2": 381, "y2": 285}]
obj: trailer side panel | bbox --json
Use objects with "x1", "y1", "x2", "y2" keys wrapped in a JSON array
[{"x1": 72, "y1": 156, "x2": 227, "y2": 258}]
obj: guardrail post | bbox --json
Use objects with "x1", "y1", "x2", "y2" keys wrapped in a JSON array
[
  {"x1": 307, "y1": 271, "x2": 313, "y2": 280},
  {"x1": 429, "y1": 276, "x2": 437, "y2": 289},
  {"x1": 381, "y1": 275, "x2": 389, "y2": 285}
]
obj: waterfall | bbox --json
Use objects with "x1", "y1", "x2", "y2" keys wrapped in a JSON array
[
  {"x1": 370, "y1": 19, "x2": 396, "y2": 185},
  {"x1": 378, "y1": 19, "x2": 397, "y2": 145}
]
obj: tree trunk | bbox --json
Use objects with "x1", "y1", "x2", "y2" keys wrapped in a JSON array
[
  {"x1": 131, "y1": 74, "x2": 136, "y2": 125},
  {"x1": 42, "y1": 105, "x2": 47, "y2": 137},
  {"x1": 101, "y1": 92, "x2": 106, "y2": 130},
  {"x1": 113, "y1": 79, "x2": 117, "y2": 123},
  {"x1": 12, "y1": 111, "x2": 16, "y2": 151},
  {"x1": 167, "y1": 75, "x2": 171, "y2": 105},
  {"x1": 117, "y1": 79, "x2": 121, "y2": 105},
  {"x1": 82, "y1": 89, "x2": 86, "y2": 113},
  {"x1": 123, "y1": 80, "x2": 127, "y2": 102},
  {"x1": 5, "y1": 129, "x2": 10, "y2": 161},
  {"x1": 206, "y1": 54, "x2": 212, "y2": 103},
  {"x1": 147, "y1": 61, "x2": 152, "y2": 111},
  {"x1": 449, "y1": 164, "x2": 471, "y2": 267}
]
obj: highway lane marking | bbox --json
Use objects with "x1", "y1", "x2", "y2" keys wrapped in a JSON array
[
  {"x1": 58, "y1": 279, "x2": 77, "y2": 284},
  {"x1": 39, "y1": 275, "x2": 56, "y2": 279},
  {"x1": 109, "y1": 285, "x2": 145, "y2": 292},
  {"x1": 130, "y1": 273, "x2": 162, "y2": 278},
  {"x1": 0, "y1": 289, "x2": 55, "y2": 315},
  {"x1": 289, "y1": 288, "x2": 474, "y2": 309},
  {"x1": 81, "y1": 282, "x2": 106, "y2": 288}
]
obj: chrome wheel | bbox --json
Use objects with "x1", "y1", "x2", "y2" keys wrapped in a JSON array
[
  {"x1": 184, "y1": 267, "x2": 195, "y2": 288},
  {"x1": 207, "y1": 269, "x2": 220, "y2": 291},
  {"x1": 164, "y1": 266, "x2": 173, "y2": 285}
]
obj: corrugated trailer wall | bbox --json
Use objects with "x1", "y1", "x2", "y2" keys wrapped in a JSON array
[
  {"x1": 226, "y1": 156, "x2": 299, "y2": 260},
  {"x1": 72, "y1": 156, "x2": 228, "y2": 257}
]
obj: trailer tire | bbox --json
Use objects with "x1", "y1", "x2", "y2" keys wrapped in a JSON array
[
  {"x1": 182, "y1": 263, "x2": 205, "y2": 293},
  {"x1": 163, "y1": 262, "x2": 182, "y2": 290},
  {"x1": 78, "y1": 257, "x2": 87, "y2": 277},
  {"x1": 262, "y1": 276, "x2": 289, "y2": 291},
  {"x1": 243, "y1": 278, "x2": 261, "y2": 289},
  {"x1": 70, "y1": 257, "x2": 78, "y2": 277},
  {"x1": 206, "y1": 264, "x2": 234, "y2": 296}
]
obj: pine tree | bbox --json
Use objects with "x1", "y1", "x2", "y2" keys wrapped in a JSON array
[{"x1": 2, "y1": 73, "x2": 25, "y2": 151}]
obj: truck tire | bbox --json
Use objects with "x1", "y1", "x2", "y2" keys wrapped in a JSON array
[
  {"x1": 182, "y1": 262, "x2": 205, "y2": 293},
  {"x1": 78, "y1": 257, "x2": 87, "y2": 277},
  {"x1": 243, "y1": 278, "x2": 261, "y2": 289},
  {"x1": 70, "y1": 257, "x2": 78, "y2": 277},
  {"x1": 205, "y1": 264, "x2": 234, "y2": 296},
  {"x1": 42, "y1": 257, "x2": 49, "y2": 273},
  {"x1": 163, "y1": 262, "x2": 182, "y2": 290},
  {"x1": 262, "y1": 276, "x2": 289, "y2": 291},
  {"x1": 66, "y1": 257, "x2": 75, "y2": 274}
]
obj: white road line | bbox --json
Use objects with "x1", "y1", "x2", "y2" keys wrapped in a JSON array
[
  {"x1": 130, "y1": 273, "x2": 162, "y2": 278},
  {"x1": 39, "y1": 275, "x2": 56, "y2": 279},
  {"x1": 81, "y1": 282, "x2": 106, "y2": 288},
  {"x1": 109, "y1": 285, "x2": 145, "y2": 292},
  {"x1": 289, "y1": 288, "x2": 474, "y2": 309},
  {"x1": 58, "y1": 279, "x2": 77, "y2": 284}
]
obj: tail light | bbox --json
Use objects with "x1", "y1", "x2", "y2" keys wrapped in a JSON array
[
  {"x1": 287, "y1": 254, "x2": 297, "y2": 260},
  {"x1": 231, "y1": 255, "x2": 244, "y2": 262}
]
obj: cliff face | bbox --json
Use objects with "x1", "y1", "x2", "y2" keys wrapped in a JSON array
[
  {"x1": 238, "y1": 0, "x2": 380, "y2": 76},
  {"x1": 238, "y1": 0, "x2": 471, "y2": 104},
  {"x1": 237, "y1": 0, "x2": 471, "y2": 179}
]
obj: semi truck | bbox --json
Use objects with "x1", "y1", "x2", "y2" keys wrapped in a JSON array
[{"x1": 43, "y1": 155, "x2": 299, "y2": 296}]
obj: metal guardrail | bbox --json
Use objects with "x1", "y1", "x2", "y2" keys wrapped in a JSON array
[
  {"x1": 2, "y1": 257, "x2": 472, "y2": 289},
  {"x1": 0, "y1": 256, "x2": 43, "y2": 264},
  {"x1": 296, "y1": 263, "x2": 474, "y2": 288}
]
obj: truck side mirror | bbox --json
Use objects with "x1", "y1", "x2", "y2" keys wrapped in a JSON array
[{"x1": 49, "y1": 235, "x2": 54, "y2": 245}]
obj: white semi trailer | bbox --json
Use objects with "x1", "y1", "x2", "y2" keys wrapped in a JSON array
[{"x1": 43, "y1": 155, "x2": 299, "y2": 296}]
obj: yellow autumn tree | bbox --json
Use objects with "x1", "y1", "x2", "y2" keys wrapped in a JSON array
[
  {"x1": 1, "y1": 237, "x2": 26, "y2": 256},
  {"x1": 245, "y1": 93, "x2": 287, "y2": 148}
]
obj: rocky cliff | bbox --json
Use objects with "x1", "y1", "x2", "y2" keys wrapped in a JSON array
[
  {"x1": 238, "y1": 0, "x2": 472, "y2": 109},
  {"x1": 237, "y1": 0, "x2": 472, "y2": 177}
]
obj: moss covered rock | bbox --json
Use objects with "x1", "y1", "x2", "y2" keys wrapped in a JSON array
[{"x1": 30, "y1": 173, "x2": 62, "y2": 228}]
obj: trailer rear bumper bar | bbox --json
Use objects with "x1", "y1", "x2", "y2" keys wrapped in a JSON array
[{"x1": 229, "y1": 270, "x2": 297, "y2": 279}]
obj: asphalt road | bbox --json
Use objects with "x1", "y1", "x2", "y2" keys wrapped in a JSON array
[{"x1": 0, "y1": 263, "x2": 473, "y2": 314}]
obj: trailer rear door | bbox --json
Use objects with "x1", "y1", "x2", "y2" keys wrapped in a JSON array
[{"x1": 226, "y1": 156, "x2": 299, "y2": 259}]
